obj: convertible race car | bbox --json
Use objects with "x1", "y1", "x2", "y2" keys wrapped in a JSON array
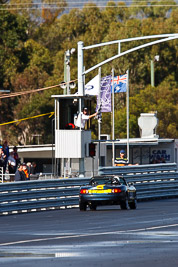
[{"x1": 79, "y1": 175, "x2": 137, "y2": 211}]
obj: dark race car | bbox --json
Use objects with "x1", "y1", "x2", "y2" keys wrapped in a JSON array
[{"x1": 79, "y1": 175, "x2": 137, "y2": 211}]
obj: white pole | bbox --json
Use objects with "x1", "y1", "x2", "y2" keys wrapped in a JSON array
[
  {"x1": 78, "y1": 41, "x2": 84, "y2": 96},
  {"x1": 78, "y1": 42, "x2": 84, "y2": 176},
  {"x1": 118, "y1": 42, "x2": 121, "y2": 55},
  {"x1": 98, "y1": 67, "x2": 101, "y2": 167},
  {"x1": 66, "y1": 55, "x2": 70, "y2": 95},
  {"x1": 112, "y1": 68, "x2": 115, "y2": 166},
  {"x1": 84, "y1": 36, "x2": 178, "y2": 75},
  {"x1": 126, "y1": 70, "x2": 129, "y2": 162},
  {"x1": 98, "y1": 67, "x2": 101, "y2": 140}
]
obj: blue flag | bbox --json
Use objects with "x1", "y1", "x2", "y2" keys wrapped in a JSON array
[{"x1": 111, "y1": 74, "x2": 127, "y2": 93}]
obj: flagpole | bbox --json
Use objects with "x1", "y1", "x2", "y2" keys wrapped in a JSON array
[
  {"x1": 98, "y1": 67, "x2": 101, "y2": 166},
  {"x1": 126, "y1": 69, "x2": 129, "y2": 162},
  {"x1": 112, "y1": 68, "x2": 115, "y2": 166}
]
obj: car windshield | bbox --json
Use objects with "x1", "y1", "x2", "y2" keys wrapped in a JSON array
[
  {"x1": 106, "y1": 177, "x2": 125, "y2": 185},
  {"x1": 89, "y1": 176, "x2": 126, "y2": 185}
]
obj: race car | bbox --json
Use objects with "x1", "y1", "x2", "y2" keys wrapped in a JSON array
[{"x1": 79, "y1": 175, "x2": 137, "y2": 211}]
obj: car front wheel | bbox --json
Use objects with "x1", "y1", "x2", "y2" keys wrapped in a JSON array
[
  {"x1": 120, "y1": 198, "x2": 129, "y2": 210},
  {"x1": 129, "y1": 199, "x2": 137, "y2": 209}
]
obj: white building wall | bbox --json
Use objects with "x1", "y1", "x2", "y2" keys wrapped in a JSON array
[
  {"x1": 14, "y1": 138, "x2": 176, "y2": 176},
  {"x1": 150, "y1": 142, "x2": 175, "y2": 163},
  {"x1": 55, "y1": 130, "x2": 91, "y2": 158}
]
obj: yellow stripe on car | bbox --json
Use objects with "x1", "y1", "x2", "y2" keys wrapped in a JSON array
[
  {"x1": 96, "y1": 185, "x2": 105, "y2": 189},
  {"x1": 88, "y1": 189, "x2": 112, "y2": 194}
]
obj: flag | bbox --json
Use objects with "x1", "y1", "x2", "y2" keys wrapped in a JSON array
[
  {"x1": 85, "y1": 74, "x2": 111, "y2": 112},
  {"x1": 85, "y1": 75, "x2": 99, "y2": 95},
  {"x1": 96, "y1": 75, "x2": 112, "y2": 112},
  {"x1": 111, "y1": 74, "x2": 127, "y2": 93}
]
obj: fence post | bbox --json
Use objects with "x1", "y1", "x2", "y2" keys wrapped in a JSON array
[{"x1": 0, "y1": 167, "x2": 3, "y2": 183}]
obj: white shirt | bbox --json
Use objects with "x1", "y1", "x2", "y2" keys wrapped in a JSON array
[
  {"x1": 8, "y1": 155, "x2": 16, "y2": 166},
  {"x1": 75, "y1": 113, "x2": 89, "y2": 129}
]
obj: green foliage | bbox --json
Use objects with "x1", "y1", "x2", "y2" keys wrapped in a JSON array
[
  {"x1": 0, "y1": 10, "x2": 28, "y2": 87},
  {"x1": 24, "y1": 39, "x2": 53, "y2": 73},
  {"x1": 0, "y1": 2, "x2": 177, "y2": 144},
  {"x1": 129, "y1": 77, "x2": 178, "y2": 138}
]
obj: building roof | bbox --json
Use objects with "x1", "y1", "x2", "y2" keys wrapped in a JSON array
[
  {"x1": 9, "y1": 138, "x2": 174, "y2": 154},
  {"x1": 94, "y1": 138, "x2": 174, "y2": 146}
]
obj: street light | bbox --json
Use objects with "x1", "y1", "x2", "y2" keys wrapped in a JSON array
[
  {"x1": 52, "y1": 118, "x2": 55, "y2": 176},
  {"x1": 151, "y1": 55, "x2": 159, "y2": 87},
  {"x1": 59, "y1": 48, "x2": 76, "y2": 178},
  {"x1": 0, "y1": 88, "x2": 10, "y2": 93},
  {"x1": 61, "y1": 48, "x2": 76, "y2": 95}
]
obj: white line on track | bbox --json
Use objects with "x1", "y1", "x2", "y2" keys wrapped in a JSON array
[{"x1": 1, "y1": 223, "x2": 178, "y2": 246}]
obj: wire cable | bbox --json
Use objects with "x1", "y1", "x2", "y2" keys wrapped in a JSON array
[
  {"x1": 0, "y1": 112, "x2": 54, "y2": 126},
  {"x1": 0, "y1": 1, "x2": 176, "y2": 4},
  {"x1": 0, "y1": 79, "x2": 78, "y2": 99},
  {"x1": 0, "y1": 4, "x2": 177, "y2": 10}
]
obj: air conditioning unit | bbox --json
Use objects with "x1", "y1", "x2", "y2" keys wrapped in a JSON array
[
  {"x1": 100, "y1": 134, "x2": 110, "y2": 140},
  {"x1": 138, "y1": 113, "x2": 159, "y2": 139}
]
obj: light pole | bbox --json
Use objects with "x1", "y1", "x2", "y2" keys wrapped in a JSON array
[
  {"x1": 63, "y1": 48, "x2": 76, "y2": 95},
  {"x1": 151, "y1": 55, "x2": 159, "y2": 87},
  {"x1": 52, "y1": 118, "x2": 55, "y2": 176},
  {"x1": 0, "y1": 89, "x2": 10, "y2": 93},
  {"x1": 60, "y1": 48, "x2": 76, "y2": 177}
]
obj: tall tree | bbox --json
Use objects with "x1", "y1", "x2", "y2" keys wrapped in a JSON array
[{"x1": 0, "y1": 1, "x2": 177, "y2": 143}]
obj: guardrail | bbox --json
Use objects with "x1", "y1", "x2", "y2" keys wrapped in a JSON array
[
  {"x1": 0, "y1": 163, "x2": 178, "y2": 215},
  {"x1": 98, "y1": 163, "x2": 178, "y2": 175}
]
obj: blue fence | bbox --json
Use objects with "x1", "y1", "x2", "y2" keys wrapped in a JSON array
[
  {"x1": 98, "y1": 163, "x2": 178, "y2": 175},
  {"x1": 0, "y1": 163, "x2": 178, "y2": 215}
]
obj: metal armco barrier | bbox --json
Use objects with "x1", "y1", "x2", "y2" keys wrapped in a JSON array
[
  {"x1": 98, "y1": 163, "x2": 178, "y2": 175},
  {"x1": 0, "y1": 163, "x2": 178, "y2": 215}
]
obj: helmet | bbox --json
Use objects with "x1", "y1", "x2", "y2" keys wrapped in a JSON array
[
  {"x1": 89, "y1": 178, "x2": 96, "y2": 186},
  {"x1": 112, "y1": 176, "x2": 120, "y2": 184}
]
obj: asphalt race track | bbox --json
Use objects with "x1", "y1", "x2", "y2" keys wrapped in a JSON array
[{"x1": 0, "y1": 199, "x2": 178, "y2": 267}]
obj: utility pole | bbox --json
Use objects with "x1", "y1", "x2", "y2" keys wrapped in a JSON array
[
  {"x1": 61, "y1": 48, "x2": 76, "y2": 177},
  {"x1": 112, "y1": 68, "x2": 115, "y2": 166},
  {"x1": 151, "y1": 60, "x2": 154, "y2": 87},
  {"x1": 63, "y1": 48, "x2": 76, "y2": 95},
  {"x1": 64, "y1": 50, "x2": 70, "y2": 95},
  {"x1": 151, "y1": 55, "x2": 159, "y2": 87}
]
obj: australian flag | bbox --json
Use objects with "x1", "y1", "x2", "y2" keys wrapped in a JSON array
[{"x1": 111, "y1": 74, "x2": 127, "y2": 93}]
